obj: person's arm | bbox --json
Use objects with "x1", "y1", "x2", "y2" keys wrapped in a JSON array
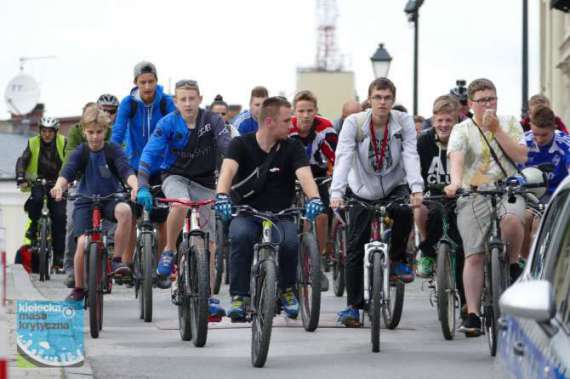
[
  {"x1": 50, "y1": 176, "x2": 69, "y2": 201},
  {"x1": 488, "y1": 115, "x2": 527, "y2": 164},
  {"x1": 110, "y1": 97, "x2": 130, "y2": 145},
  {"x1": 329, "y1": 113, "x2": 359, "y2": 207},
  {"x1": 320, "y1": 127, "x2": 338, "y2": 167},
  {"x1": 296, "y1": 166, "x2": 319, "y2": 198},
  {"x1": 126, "y1": 174, "x2": 138, "y2": 201},
  {"x1": 15, "y1": 144, "x2": 31, "y2": 181},
  {"x1": 444, "y1": 126, "x2": 466, "y2": 198},
  {"x1": 399, "y1": 113, "x2": 424, "y2": 195},
  {"x1": 217, "y1": 159, "x2": 239, "y2": 194},
  {"x1": 138, "y1": 118, "x2": 171, "y2": 188}
]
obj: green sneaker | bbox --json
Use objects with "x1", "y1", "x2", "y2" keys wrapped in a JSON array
[{"x1": 416, "y1": 256, "x2": 435, "y2": 278}]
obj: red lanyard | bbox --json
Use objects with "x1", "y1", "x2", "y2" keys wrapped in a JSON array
[{"x1": 369, "y1": 116, "x2": 390, "y2": 170}]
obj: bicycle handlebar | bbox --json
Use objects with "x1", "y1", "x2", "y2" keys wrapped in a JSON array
[
  {"x1": 232, "y1": 205, "x2": 303, "y2": 220},
  {"x1": 68, "y1": 191, "x2": 128, "y2": 203},
  {"x1": 158, "y1": 198, "x2": 214, "y2": 208}
]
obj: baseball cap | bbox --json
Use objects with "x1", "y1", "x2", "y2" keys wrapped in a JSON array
[{"x1": 134, "y1": 61, "x2": 157, "y2": 80}]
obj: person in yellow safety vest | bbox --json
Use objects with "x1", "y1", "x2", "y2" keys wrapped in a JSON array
[{"x1": 15, "y1": 116, "x2": 67, "y2": 272}]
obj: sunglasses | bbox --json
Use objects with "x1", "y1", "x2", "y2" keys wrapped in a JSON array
[
  {"x1": 175, "y1": 79, "x2": 199, "y2": 89},
  {"x1": 103, "y1": 108, "x2": 117, "y2": 115}
]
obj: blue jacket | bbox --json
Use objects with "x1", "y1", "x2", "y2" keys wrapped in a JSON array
[
  {"x1": 138, "y1": 109, "x2": 231, "y2": 189},
  {"x1": 111, "y1": 85, "x2": 175, "y2": 172},
  {"x1": 233, "y1": 110, "x2": 259, "y2": 135},
  {"x1": 524, "y1": 130, "x2": 570, "y2": 195}
]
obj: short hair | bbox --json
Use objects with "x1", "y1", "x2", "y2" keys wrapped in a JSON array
[
  {"x1": 432, "y1": 95, "x2": 459, "y2": 115},
  {"x1": 259, "y1": 96, "x2": 291, "y2": 125},
  {"x1": 293, "y1": 90, "x2": 318, "y2": 108},
  {"x1": 175, "y1": 79, "x2": 200, "y2": 95},
  {"x1": 414, "y1": 115, "x2": 425, "y2": 124},
  {"x1": 392, "y1": 104, "x2": 408, "y2": 113},
  {"x1": 529, "y1": 94, "x2": 550, "y2": 108},
  {"x1": 467, "y1": 78, "x2": 496, "y2": 100},
  {"x1": 530, "y1": 105, "x2": 555, "y2": 129},
  {"x1": 133, "y1": 61, "x2": 157, "y2": 81},
  {"x1": 250, "y1": 86, "x2": 268, "y2": 100},
  {"x1": 81, "y1": 105, "x2": 111, "y2": 130},
  {"x1": 368, "y1": 77, "x2": 396, "y2": 98}
]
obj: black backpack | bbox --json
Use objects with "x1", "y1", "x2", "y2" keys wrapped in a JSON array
[
  {"x1": 128, "y1": 96, "x2": 169, "y2": 119},
  {"x1": 76, "y1": 143, "x2": 126, "y2": 189}
]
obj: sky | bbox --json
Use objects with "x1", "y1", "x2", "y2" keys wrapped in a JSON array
[{"x1": 0, "y1": 0, "x2": 540, "y2": 120}]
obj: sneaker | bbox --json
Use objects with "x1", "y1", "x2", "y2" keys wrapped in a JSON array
[
  {"x1": 156, "y1": 250, "x2": 175, "y2": 277},
  {"x1": 156, "y1": 276, "x2": 172, "y2": 289},
  {"x1": 279, "y1": 288, "x2": 299, "y2": 319},
  {"x1": 337, "y1": 307, "x2": 361, "y2": 327},
  {"x1": 390, "y1": 262, "x2": 415, "y2": 283},
  {"x1": 416, "y1": 256, "x2": 435, "y2": 278},
  {"x1": 65, "y1": 288, "x2": 85, "y2": 302},
  {"x1": 320, "y1": 270, "x2": 329, "y2": 292},
  {"x1": 228, "y1": 296, "x2": 246, "y2": 322},
  {"x1": 111, "y1": 259, "x2": 131, "y2": 276},
  {"x1": 64, "y1": 273, "x2": 75, "y2": 289},
  {"x1": 208, "y1": 298, "x2": 226, "y2": 322},
  {"x1": 459, "y1": 313, "x2": 482, "y2": 337}
]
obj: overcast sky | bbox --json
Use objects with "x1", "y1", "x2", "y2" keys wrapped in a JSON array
[{"x1": 0, "y1": 0, "x2": 540, "y2": 120}]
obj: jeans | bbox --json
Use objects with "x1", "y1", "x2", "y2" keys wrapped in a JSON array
[{"x1": 229, "y1": 215, "x2": 298, "y2": 297}]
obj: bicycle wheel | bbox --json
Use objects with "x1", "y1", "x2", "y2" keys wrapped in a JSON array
[
  {"x1": 189, "y1": 236, "x2": 209, "y2": 348},
  {"x1": 177, "y1": 241, "x2": 192, "y2": 341},
  {"x1": 489, "y1": 247, "x2": 506, "y2": 356},
  {"x1": 142, "y1": 233, "x2": 154, "y2": 322},
  {"x1": 88, "y1": 242, "x2": 103, "y2": 338},
  {"x1": 436, "y1": 243, "x2": 456, "y2": 340},
  {"x1": 213, "y1": 217, "x2": 225, "y2": 294},
  {"x1": 332, "y1": 222, "x2": 345, "y2": 297},
  {"x1": 133, "y1": 239, "x2": 143, "y2": 319},
  {"x1": 251, "y1": 256, "x2": 277, "y2": 368},
  {"x1": 38, "y1": 219, "x2": 50, "y2": 282},
  {"x1": 298, "y1": 231, "x2": 321, "y2": 332},
  {"x1": 370, "y1": 251, "x2": 383, "y2": 353},
  {"x1": 382, "y1": 275, "x2": 405, "y2": 330}
]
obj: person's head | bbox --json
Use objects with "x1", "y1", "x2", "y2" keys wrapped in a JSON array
[
  {"x1": 133, "y1": 61, "x2": 158, "y2": 104},
  {"x1": 528, "y1": 94, "x2": 551, "y2": 116},
  {"x1": 249, "y1": 86, "x2": 269, "y2": 119},
  {"x1": 368, "y1": 77, "x2": 396, "y2": 119},
  {"x1": 174, "y1": 80, "x2": 202, "y2": 123},
  {"x1": 432, "y1": 95, "x2": 459, "y2": 143},
  {"x1": 210, "y1": 94, "x2": 230, "y2": 122},
  {"x1": 413, "y1": 115, "x2": 425, "y2": 136},
  {"x1": 38, "y1": 116, "x2": 59, "y2": 143},
  {"x1": 467, "y1": 78, "x2": 497, "y2": 120},
  {"x1": 81, "y1": 106, "x2": 111, "y2": 151},
  {"x1": 530, "y1": 104, "x2": 556, "y2": 147},
  {"x1": 96, "y1": 94, "x2": 119, "y2": 123},
  {"x1": 293, "y1": 90, "x2": 318, "y2": 134},
  {"x1": 341, "y1": 100, "x2": 362, "y2": 119},
  {"x1": 259, "y1": 96, "x2": 292, "y2": 141},
  {"x1": 450, "y1": 79, "x2": 470, "y2": 117},
  {"x1": 392, "y1": 104, "x2": 408, "y2": 113}
]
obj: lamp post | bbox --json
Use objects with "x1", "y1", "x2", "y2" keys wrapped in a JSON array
[
  {"x1": 404, "y1": 0, "x2": 424, "y2": 116},
  {"x1": 522, "y1": 0, "x2": 529, "y2": 118},
  {"x1": 370, "y1": 43, "x2": 393, "y2": 79}
]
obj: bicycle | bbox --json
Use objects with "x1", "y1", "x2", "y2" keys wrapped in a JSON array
[
  {"x1": 331, "y1": 208, "x2": 348, "y2": 297},
  {"x1": 158, "y1": 197, "x2": 213, "y2": 347},
  {"x1": 27, "y1": 178, "x2": 56, "y2": 281},
  {"x1": 68, "y1": 191, "x2": 128, "y2": 339},
  {"x1": 212, "y1": 214, "x2": 230, "y2": 295},
  {"x1": 232, "y1": 205, "x2": 303, "y2": 368}
]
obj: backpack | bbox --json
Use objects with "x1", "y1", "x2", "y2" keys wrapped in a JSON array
[
  {"x1": 128, "y1": 96, "x2": 169, "y2": 119},
  {"x1": 354, "y1": 112, "x2": 369, "y2": 143},
  {"x1": 76, "y1": 143, "x2": 126, "y2": 189}
]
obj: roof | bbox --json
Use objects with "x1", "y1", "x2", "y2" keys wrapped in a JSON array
[{"x1": 0, "y1": 131, "x2": 29, "y2": 179}]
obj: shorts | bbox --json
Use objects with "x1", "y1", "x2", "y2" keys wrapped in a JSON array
[
  {"x1": 456, "y1": 193, "x2": 526, "y2": 257},
  {"x1": 162, "y1": 175, "x2": 215, "y2": 239},
  {"x1": 73, "y1": 200, "x2": 123, "y2": 238}
]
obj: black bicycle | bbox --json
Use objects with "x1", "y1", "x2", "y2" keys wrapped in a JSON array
[{"x1": 213, "y1": 214, "x2": 230, "y2": 295}]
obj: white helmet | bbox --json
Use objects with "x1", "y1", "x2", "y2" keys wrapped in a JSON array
[
  {"x1": 522, "y1": 166, "x2": 547, "y2": 198},
  {"x1": 39, "y1": 116, "x2": 60, "y2": 130}
]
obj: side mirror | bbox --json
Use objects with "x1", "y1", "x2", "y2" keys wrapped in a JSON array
[{"x1": 500, "y1": 280, "x2": 556, "y2": 322}]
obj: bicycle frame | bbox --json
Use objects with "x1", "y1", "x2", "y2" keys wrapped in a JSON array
[{"x1": 363, "y1": 206, "x2": 389, "y2": 303}]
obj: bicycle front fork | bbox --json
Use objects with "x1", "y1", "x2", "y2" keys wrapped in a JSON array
[{"x1": 363, "y1": 241, "x2": 389, "y2": 302}]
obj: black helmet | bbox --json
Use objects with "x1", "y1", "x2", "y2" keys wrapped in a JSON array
[{"x1": 450, "y1": 80, "x2": 468, "y2": 105}]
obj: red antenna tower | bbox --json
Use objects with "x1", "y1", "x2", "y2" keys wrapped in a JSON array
[{"x1": 315, "y1": 0, "x2": 342, "y2": 71}]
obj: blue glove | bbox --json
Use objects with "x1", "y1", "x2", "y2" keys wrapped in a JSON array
[
  {"x1": 507, "y1": 174, "x2": 527, "y2": 187},
  {"x1": 215, "y1": 193, "x2": 233, "y2": 222},
  {"x1": 305, "y1": 197, "x2": 325, "y2": 222},
  {"x1": 136, "y1": 187, "x2": 153, "y2": 212}
]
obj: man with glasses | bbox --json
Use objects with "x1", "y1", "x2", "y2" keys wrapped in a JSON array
[
  {"x1": 444, "y1": 78, "x2": 528, "y2": 336},
  {"x1": 136, "y1": 79, "x2": 231, "y2": 319}
]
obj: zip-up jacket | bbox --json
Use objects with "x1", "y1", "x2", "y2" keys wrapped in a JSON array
[
  {"x1": 16, "y1": 135, "x2": 66, "y2": 183},
  {"x1": 111, "y1": 85, "x2": 175, "y2": 172},
  {"x1": 290, "y1": 115, "x2": 337, "y2": 176},
  {"x1": 330, "y1": 109, "x2": 423, "y2": 200},
  {"x1": 417, "y1": 128, "x2": 450, "y2": 190}
]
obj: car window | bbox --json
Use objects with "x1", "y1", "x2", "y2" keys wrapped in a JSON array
[
  {"x1": 548, "y1": 215, "x2": 570, "y2": 321},
  {"x1": 531, "y1": 190, "x2": 569, "y2": 279}
]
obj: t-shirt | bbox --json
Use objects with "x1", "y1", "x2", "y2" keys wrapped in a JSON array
[
  {"x1": 524, "y1": 130, "x2": 570, "y2": 194},
  {"x1": 417, "y1": 128, "x2": 449, "y2": 190},
  {"x1": 447, "y1": 115, "x2": 525, "y2": 188},
  {"x1": 226, "y1": 133, "x2": 309, "y2": 212}
]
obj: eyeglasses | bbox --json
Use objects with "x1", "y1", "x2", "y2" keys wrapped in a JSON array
[
  {"x1": 370, "y1": 95, "x2": 394, "y2": 102},
  {"x1": 175, "y1": 79, "x2": 198, "y2": 89},
  {"x1": 472, "y1": 96, "x2": 498, "y2": 104}
]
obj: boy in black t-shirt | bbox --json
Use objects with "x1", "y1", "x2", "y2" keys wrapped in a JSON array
[{"x1": 215, "y1": 97, "x2": 324, "y2": 321}]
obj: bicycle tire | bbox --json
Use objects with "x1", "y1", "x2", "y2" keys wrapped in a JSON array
[
  {"x1": 370, "y1": 251, "x2": 383, "y2": 353},
  {"x1": 298, "y1": 231, "x2": 321, "y2": 332},
  {"x1": 382, "y1": 278, "x2": 405, "y2": 330},
  {"x1": 177, "y1": 241, "x2": 192, "y2": 341},
  {"x1": 332, "y1": 222, "x2": 345, "y2": 297},
  {"x1": 133, "y1": 242, "x2": 143, "y2": 319},
  {"x1": 142, "y1": 233, "x2": 154, "y2": 322},
  {"x1": 88, "y1": 242, "x2": 102, "y2": 338},
  {"x1": 38, "y1": 219, "x2": 50, "y2": 282},
  {"x1": 213, "y1": 218, "x2": 225, "y2": 294},
  {"x1": 489, "y1": 247, "x2": 505, "y2": 357},
  {"x1": 251, "y1": 257, "x2": 277, "y2": 368},
  {"x1": 189, "y1": 236, "x2": 209, "y2": 347},
  {"x1": 436, "y1": 243, "x2": 456, "y2": 340}
]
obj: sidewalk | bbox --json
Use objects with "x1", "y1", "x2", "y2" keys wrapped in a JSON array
[{"x1": 1, "y1": 264, "x2": 93, "y2": 379}]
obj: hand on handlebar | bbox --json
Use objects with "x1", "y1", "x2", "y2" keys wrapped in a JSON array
[
  {"x1": 50, "y1": 185, "x2": 64, "y2": 201},
  {"x1": 136, "y1": 187, "x2": 153, "y2": 212},
  {"x1": 444, "y1": 183, "x2": 460, "y2": 198},
  {"x1": 330, "y1": 197, "x2": 344, "y2": 210},
  {"x1": 410, "y1": 192, "x2": 423, "y2": 209},
  {"x1": 215, "y1": 193, "x2": 233, "y2": 222},
  {"x1": 305, "y1": 197, "x2": 325, "y2": 221}
]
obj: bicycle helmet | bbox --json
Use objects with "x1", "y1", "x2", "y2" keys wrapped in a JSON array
[
  {"x1": 97, "y1": 94, "x2": 119, "y2": 108},
  {"x1": 521, "y1": 167, "x2": 547, "y2": 198},
  {"x1": 39, "y1": 116, "x2": 60, "y2": 130}
]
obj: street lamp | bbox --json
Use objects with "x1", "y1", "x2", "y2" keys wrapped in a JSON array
[
  {"x1": 404, "y1": 0, "x2": 424, "y2": 116},
  {"x1": 370, "y1": 43, "x2": 393, "y2": 78}
]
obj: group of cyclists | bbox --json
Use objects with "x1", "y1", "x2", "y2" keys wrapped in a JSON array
[{"x1": 15, "y1": 59, "x2": 570, "y2": 339}]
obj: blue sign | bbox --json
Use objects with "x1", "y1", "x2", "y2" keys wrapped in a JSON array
[{"x1": 16, "y1": 300, "x2": 84, "y2": 367}]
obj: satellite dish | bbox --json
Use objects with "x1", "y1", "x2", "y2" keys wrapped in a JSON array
[{"x1": 4, "y1": 74, "x2": 40, "y2": 115}]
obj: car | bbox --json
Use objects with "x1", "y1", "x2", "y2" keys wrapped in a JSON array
[{"x1": 498, "y1": 175, "x2": 570, "y2": 379}]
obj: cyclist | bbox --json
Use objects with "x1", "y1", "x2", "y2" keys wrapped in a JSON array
[
  {"x1": 50, "y1": 106, "x2": 138, "y2": 301},
  {"x1": 330, "y1": 77, "x2": 424, "y2": 327},
  {"x1": 444, "y1": 78, "x2": 528, "y2": 336},
  {"x1": 215, "y1": 96, "x2": 324, "y2": 321},
  {"x1": 210, "y1": 94, "x2": 240, "y2": 139},
  {"x1": 422, "y1": 80, "x2": 473, "y2": 131},
  {"x1": 289, "y1": 90, "x2": 337, "y2": 291},
  {"x1": 233, "y1": 86, "x2": 268, "y2": 135},
  {"x1": 520, "y1": 94, "x2": 568, "y2": 134},
  {"x1": 15, "y1": 116, "x2": 67, "y2": 272},
  {"x1": 333, "y1": 99, "x2": 362, "y2": 134},
  {"x1": 136, "y1": 79, "x2": 231, "y2": 318}
]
